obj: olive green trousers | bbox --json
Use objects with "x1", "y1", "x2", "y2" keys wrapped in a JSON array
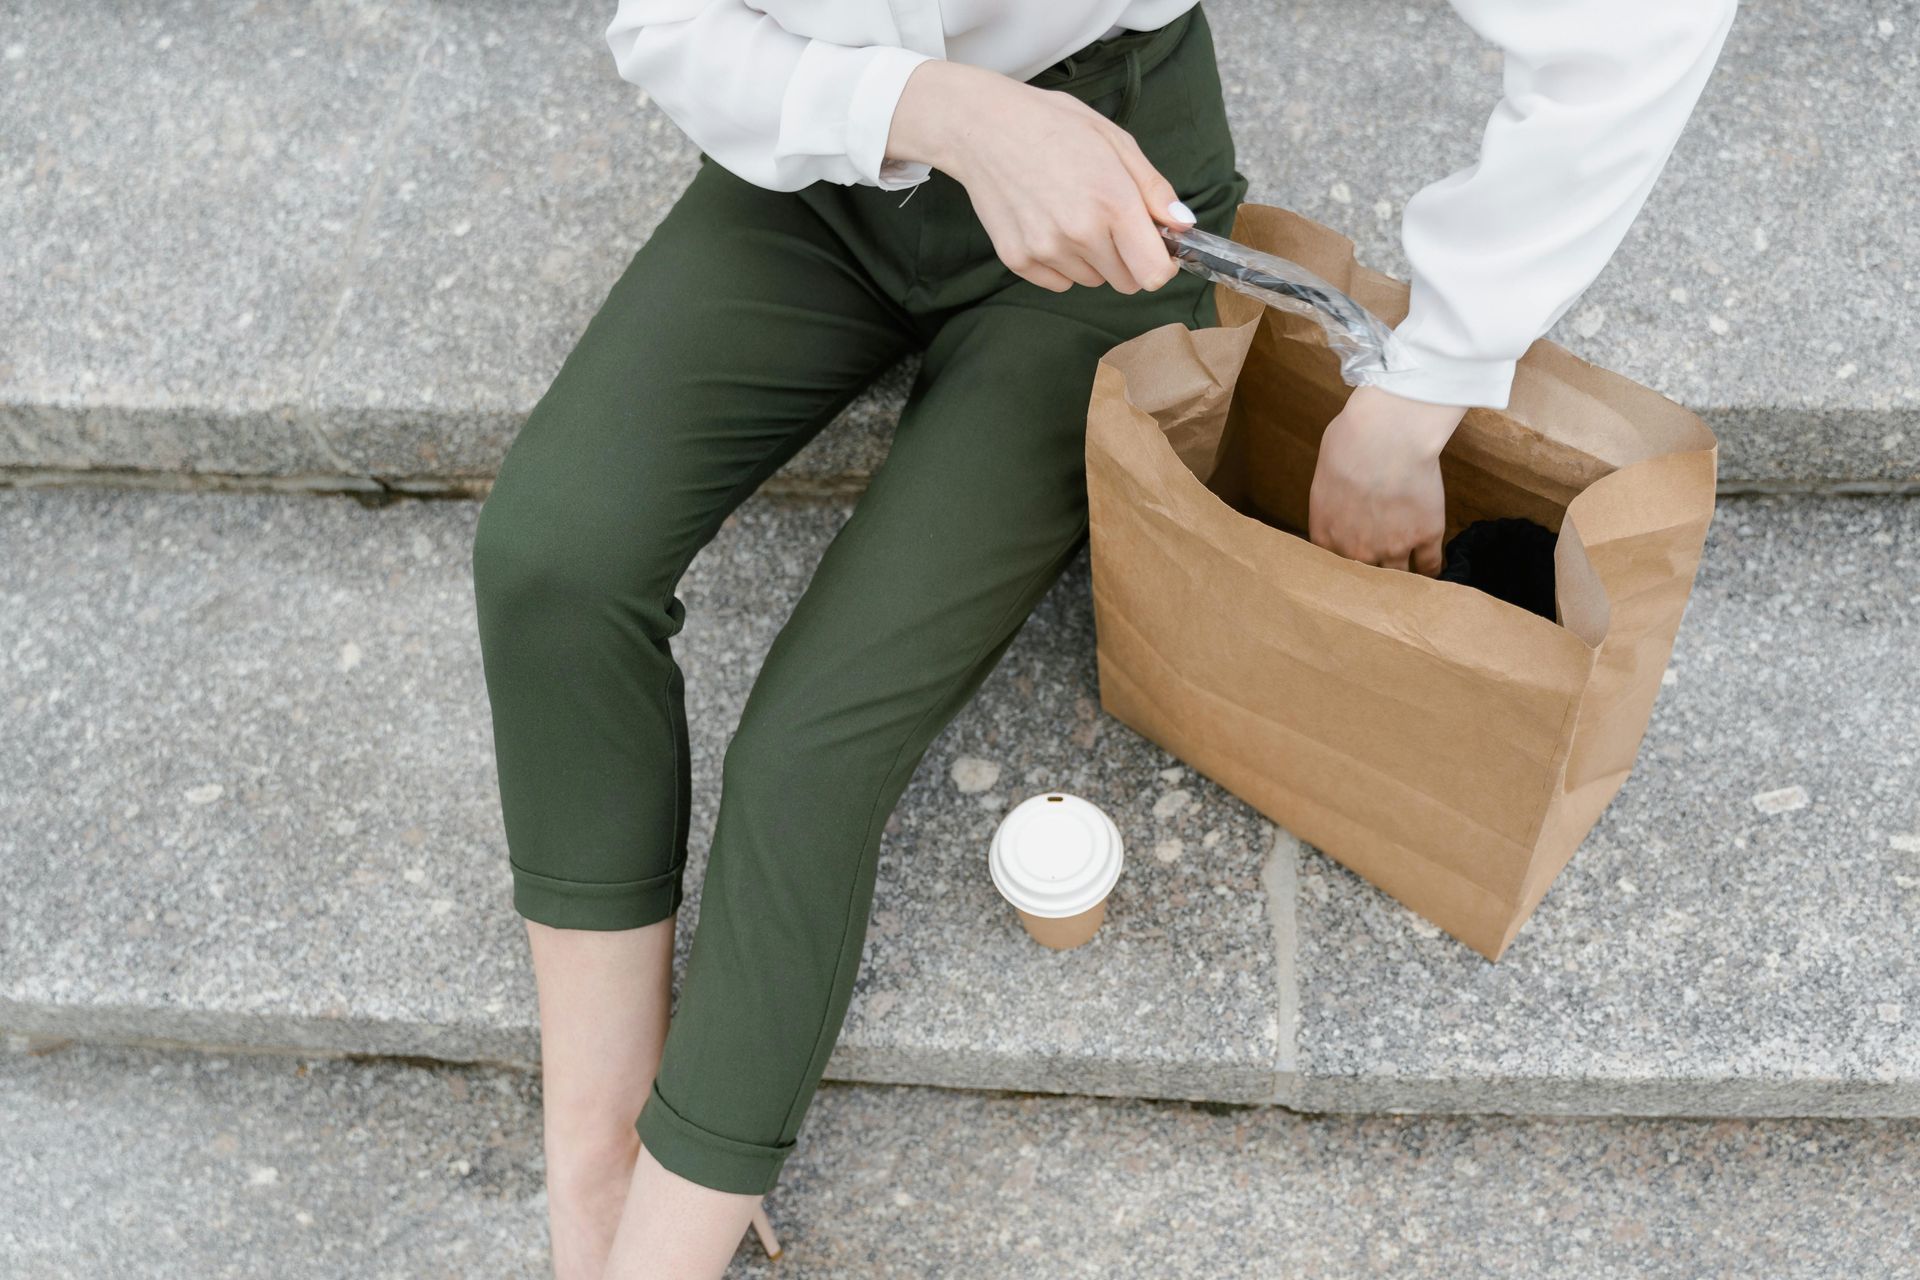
[{"x1": 472, "y1": 4, "x2": 1245, "y2": 1195}]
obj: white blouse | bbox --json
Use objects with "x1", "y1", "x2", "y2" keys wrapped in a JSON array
[{"x1": 606, "y1": 0, "x2": 1738, "y2": 409}]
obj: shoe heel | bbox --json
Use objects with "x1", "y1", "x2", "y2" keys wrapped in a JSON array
[{"x1": 750, "y1": 1204, "x2": 783, "y2": 1261}]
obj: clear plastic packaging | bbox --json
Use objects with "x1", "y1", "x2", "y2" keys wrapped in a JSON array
[{"x1": 1160, "y1": 224, "x2": 1403, "y2": 387}]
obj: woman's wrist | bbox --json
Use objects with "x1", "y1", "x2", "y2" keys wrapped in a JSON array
[
  {"x1": 1348, "y1": 385, "x2": 1468, "y2": 460},
  {"x1": 886, "y1": 59, "x2": 999, "y2": 176}
]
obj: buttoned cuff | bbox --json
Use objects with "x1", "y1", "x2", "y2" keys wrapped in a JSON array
[
  {"x1": 851, "y1": 46, "x2": 936, "y2": 190},
  {"x1": 1369, "y1": 326, "x2": 1519, "y2": 411},
  {"x1": 782, "y1": 41, "x2": 935, "y2": 190}
]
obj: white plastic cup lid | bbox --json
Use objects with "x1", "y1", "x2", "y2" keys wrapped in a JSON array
[{"x1": 989, "y1": 792, "x2": 1124, "y2": 919}]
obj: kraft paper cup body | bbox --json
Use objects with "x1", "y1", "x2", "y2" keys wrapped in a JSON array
[{"x1": 989, "y1": 793, "x2": 1124, "y2": 950}]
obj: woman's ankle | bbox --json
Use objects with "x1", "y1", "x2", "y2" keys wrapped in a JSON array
[
  {"x1": 546, "y1": 1120, "x2": 642, "y2": 1193},
  {"x1": 602, "y1": 1144, "x2": 763, "y2": 1280},
  {"x1": 545, "y1": 1125, "x2": 642, "y2": 1280}
]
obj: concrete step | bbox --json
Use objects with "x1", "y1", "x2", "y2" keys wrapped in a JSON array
[
  {"x1": 2, "y1": 0, "x2": 1914, "y2": 493},
  {"x1": 0, "y1": 486, "x2": 1287, "y2": 1103},
  {"x1": 1286, "y1": 493, "x2": 1920, "y2": 1119},
  {"x1": 2, "y1": 487, "x2": 1915, "y2": 1117},
  {"x1": 5, "y1": 1039, "x2": 1918, "y2": 1279}
]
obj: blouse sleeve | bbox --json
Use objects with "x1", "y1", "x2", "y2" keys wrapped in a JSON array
[
  {"x1": 606, "y1": 0, "x2": 936, "y2": 193},
  {"x1": 1371, "y1": 0, "x2": 1739, "y2": 409}
]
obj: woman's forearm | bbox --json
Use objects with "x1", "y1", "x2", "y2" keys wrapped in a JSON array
[{"x1": 1374, "y1": 0, "x2": 1741, "y2": 411}]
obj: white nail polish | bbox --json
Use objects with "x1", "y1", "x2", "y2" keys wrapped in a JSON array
[{"x1": 1167, "y1": 199, "x2": 1197, "y2": 224}]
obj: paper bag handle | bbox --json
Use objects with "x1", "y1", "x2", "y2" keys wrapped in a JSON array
[{"x1": 1161, "y1": 224, "x2": 1402, "y2": 388}]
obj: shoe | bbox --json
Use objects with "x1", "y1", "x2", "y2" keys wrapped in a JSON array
[{"x1": 750, "y1": 1204, "x2": 783, "y2": 1261}]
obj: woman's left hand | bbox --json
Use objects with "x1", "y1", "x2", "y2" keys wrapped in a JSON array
[{"x1": 1307, "y1": 386, "x2": 1467, "y2": 575}]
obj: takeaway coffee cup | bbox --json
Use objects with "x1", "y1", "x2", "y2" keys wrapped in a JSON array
[{"x1": 988, "y1": 792, "x2": 1124, "y2": 950}]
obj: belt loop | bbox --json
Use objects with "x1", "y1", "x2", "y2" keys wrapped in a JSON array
[{"x1": 1116, "y1": 47, "x2": 1142, "y2": 129}]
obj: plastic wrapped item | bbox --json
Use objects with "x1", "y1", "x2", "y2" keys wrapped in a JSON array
[{"x1": 1160, "y1": 224, "x2": 1402, "y2": 387}]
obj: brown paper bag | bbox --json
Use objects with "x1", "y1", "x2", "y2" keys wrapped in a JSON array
[{"x1": 1085, "y1": 203, "x2": 1717, "y2": 961}]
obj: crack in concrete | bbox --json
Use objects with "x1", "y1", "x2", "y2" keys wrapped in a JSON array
[
  {"x1": 7, "y1": 466, "x2": 1913, "y2": 505},
  {"x1": 1260, "y1": 823, "x2": 1302, "y2": 1097}
]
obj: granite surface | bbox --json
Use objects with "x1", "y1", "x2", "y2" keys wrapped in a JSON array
[
  {"x1": 3, "y1": 0, "x2": 1916, "y2": 487},
  {"x1": 1288, "y1": 495, "x2": 1920, "y2": 1116},
  {"x1": 0, "y1": 0, "x2": 903, "y2": 491},
  {"x1": 300, "y1": 0, "x2": 916, "y2": 485},
  {"x1": 5, "y1": 486, "x2": 1917, "y2": 1116},
  {"x1": 0, "y1": 488, "x2": 1286, "y2": 1101},
  {"x1": 0, "y1": 0, "x2": 436, "y2": 475},
  {"x1": 5, "y1": 1040, "x2": 1918, "y2": 1279}
]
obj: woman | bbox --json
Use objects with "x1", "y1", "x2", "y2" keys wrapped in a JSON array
[{"x1": 471, "y1": 1, "x2": 1737, "y2": 1273}]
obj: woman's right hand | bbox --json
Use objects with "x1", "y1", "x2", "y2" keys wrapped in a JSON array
[{"x1": 886, "y1": 59, "x2": 1197, "y2": 295}]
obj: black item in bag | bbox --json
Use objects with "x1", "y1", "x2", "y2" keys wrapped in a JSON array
[{"x1": 1439, "y1": 518, "x2": 1558, "y2": 619}]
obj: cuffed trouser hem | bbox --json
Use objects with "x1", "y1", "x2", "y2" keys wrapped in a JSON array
[
  {"x1": 634, "y1": 1080, "x2": 795, "y2": 1196},
  {"x1": 509, "y1": 860, "x2": 685, "y2": 932}
]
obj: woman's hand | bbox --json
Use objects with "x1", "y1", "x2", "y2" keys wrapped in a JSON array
[
  {"x1": 886, "y1": 60, "x2": 1195, "y2": 294},
  {"x1": 1308, "y1": 386, "x2": 1467, "y2": 575}
]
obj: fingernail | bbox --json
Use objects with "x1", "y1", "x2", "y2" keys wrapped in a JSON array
[{"x1": 1167, "y1": 199, "x2": 1197, "y2": 224}]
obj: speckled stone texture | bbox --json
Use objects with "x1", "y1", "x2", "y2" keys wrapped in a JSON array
[
  {"x1": 1288, "y1": 495, "x2": 1920, "y2": 1117},
  {"x1": 0, "y1": 0, "x2": 904, "y2": 491},
  {"x1": 5, "y1": 1041, "x2": 1919, "y2": 1279},
  {"x1": 3, "y1": 0, "x2": 1915, "y2": 488},
  {"x1": 0, "y1": 488, "x2": 1285, "y2": 1101},
  {"x1": 4, "y1": 487, "x2": 1916, "y2": 1117}
]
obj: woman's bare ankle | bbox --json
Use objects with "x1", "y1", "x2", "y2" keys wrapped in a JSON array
[
  {"x1": 602, "y1": 1144, "x2": 762, "y2": 1280},
  {"x1": 545, "y1": 1125, "x2": 642, "y2": 1280},
  {"x1": 548, "y1": 1121, "x2": 640, "y2": 1188}
]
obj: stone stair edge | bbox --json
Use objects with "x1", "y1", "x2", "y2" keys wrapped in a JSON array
[
  {"x1": 3, "y1": 446, "x2": 1915, "y2": 500},
  {"x1": 5, "y1": 1, "x2": 1918, "y2": 490},
  {"x1": 10, "y1": 1040, "x2": 1919, "y2": 1280},
  {"x1": 3, "y1": 487, "x2": 1915, "y2": 1124},
  {"x1": 6, "y1": 1007, "x2": 1918, "y2": 1122}
]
